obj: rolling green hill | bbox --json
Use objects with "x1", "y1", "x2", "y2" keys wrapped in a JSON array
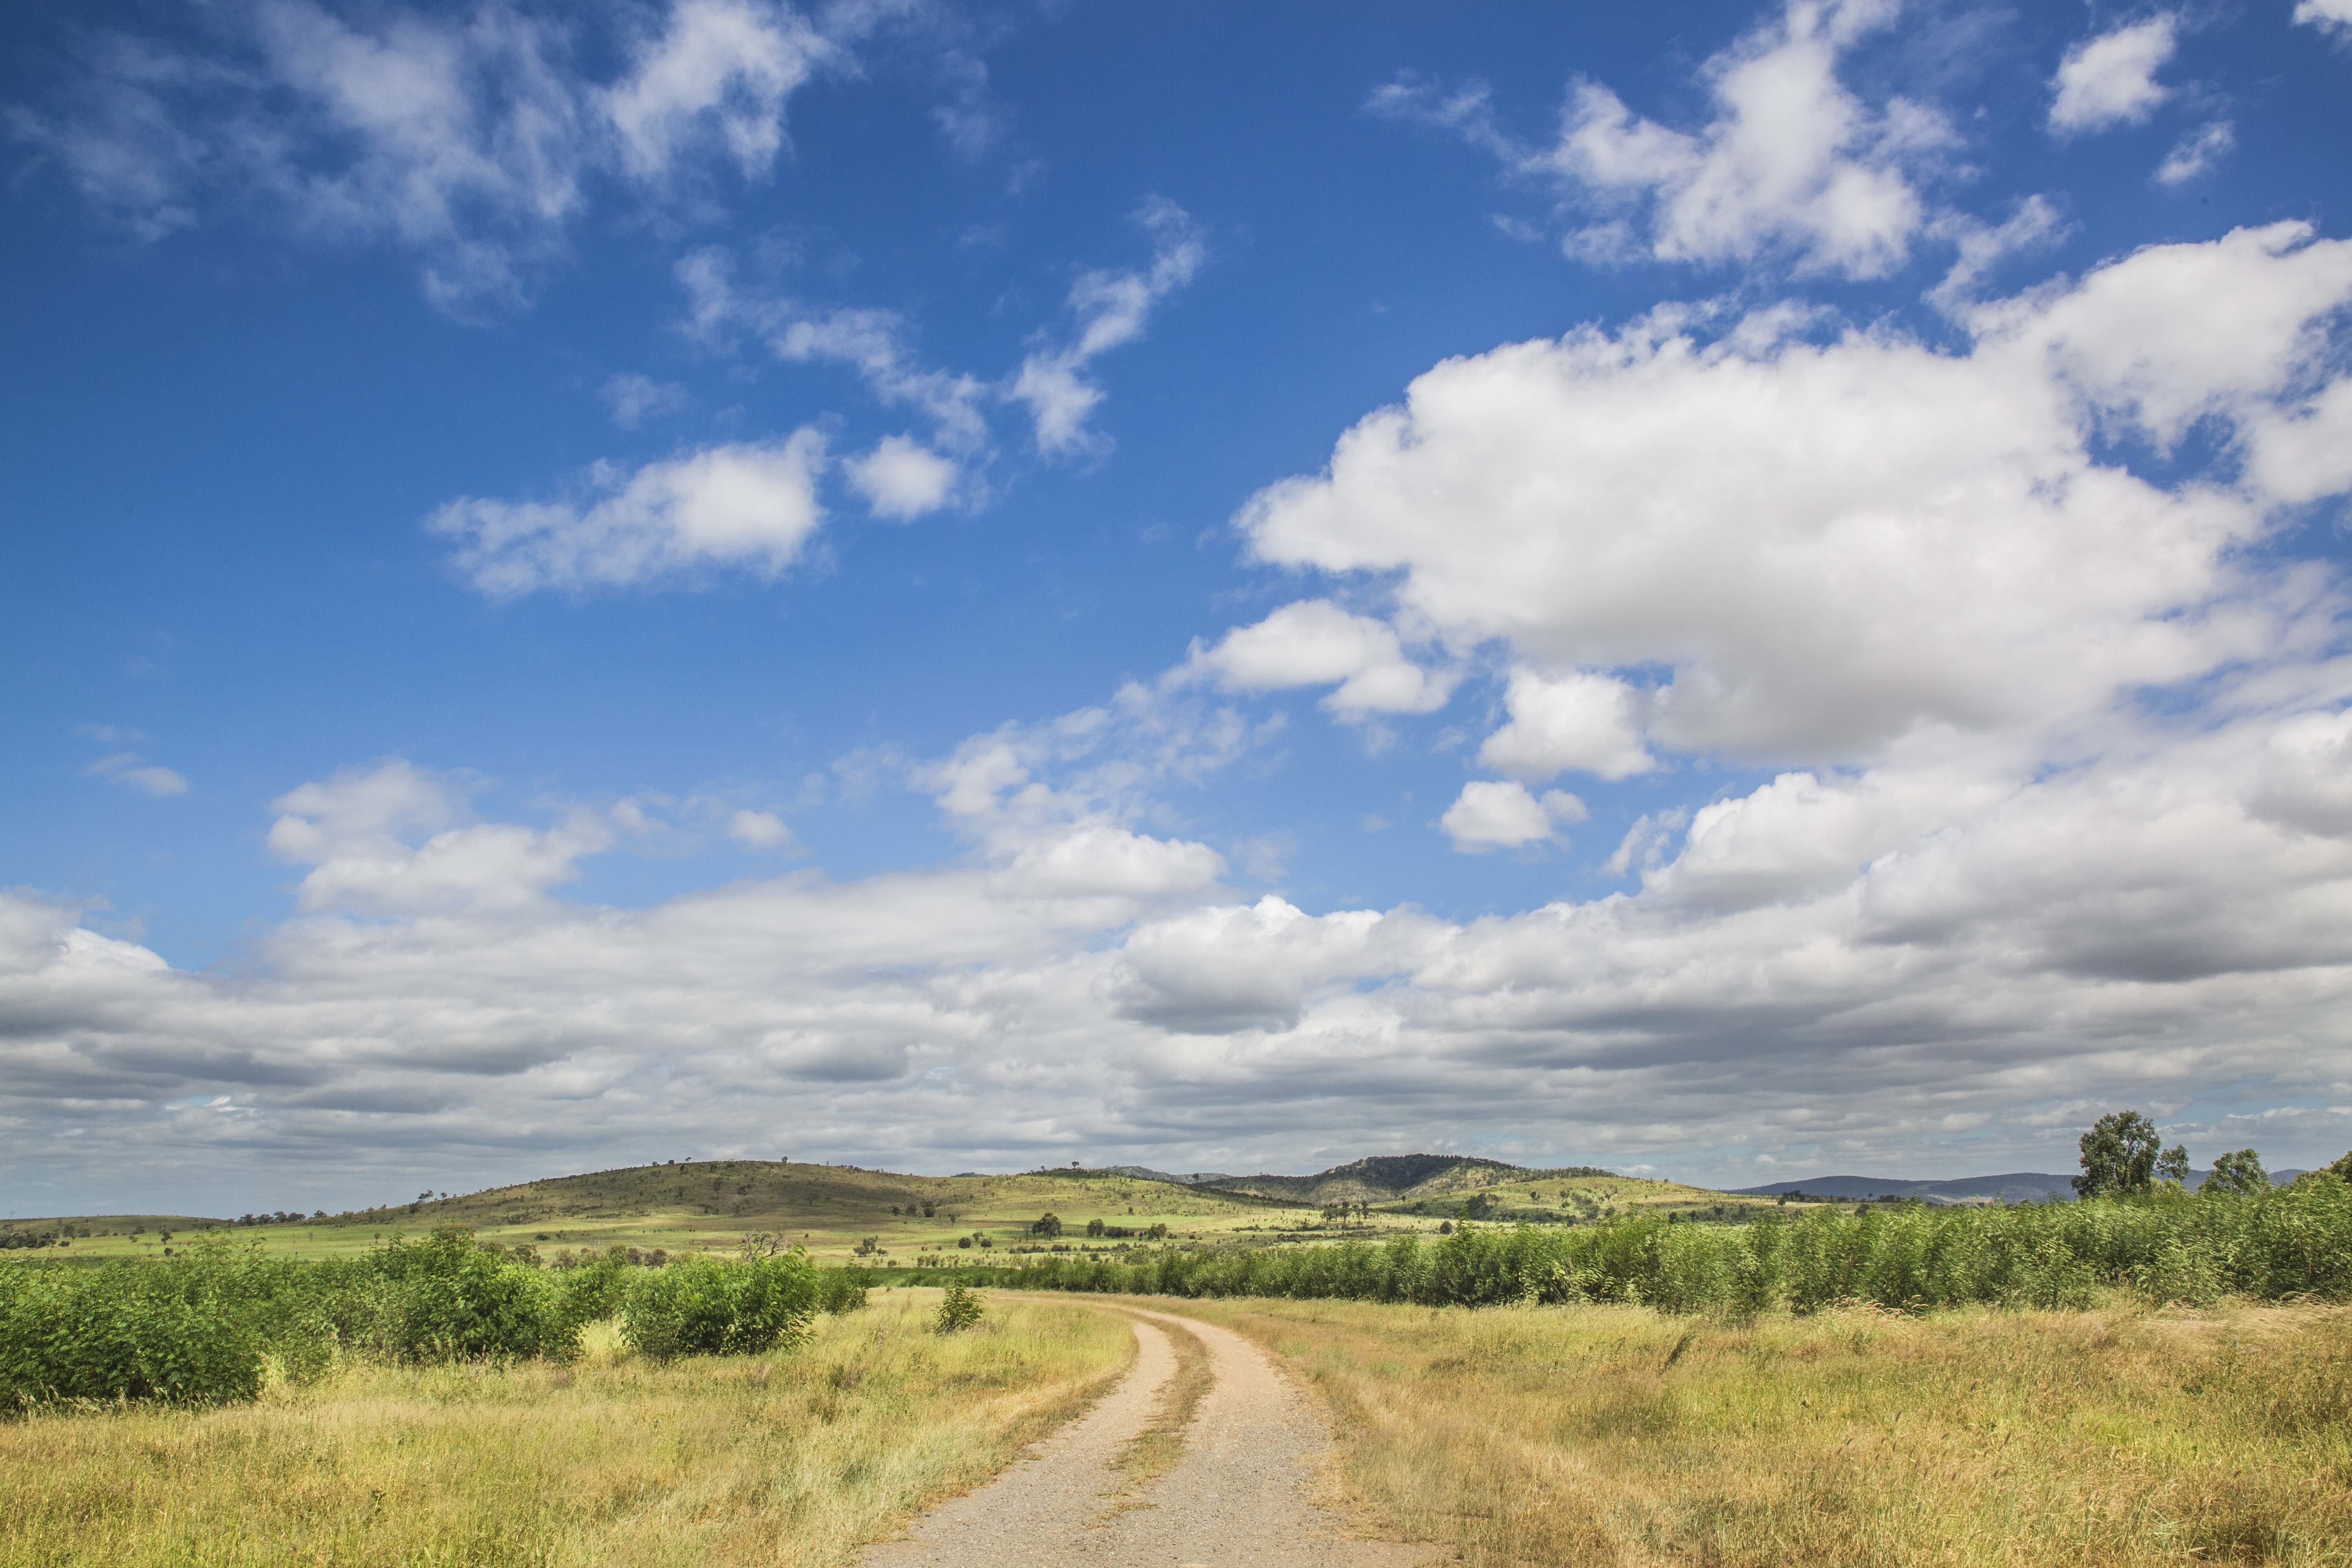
[
  {"x1": 1197, "y1": 1154, "x2": 1793, "y2": 1224},
  {"x1": 1199, "y1": 1154, "x2": 1528, "y2": 1204},
  {"x1": 22, "y1": 1153, "x2": 1810, "y2": 1267},
  {"x1": 28, "y1": 1161, "x2": 1302, "y2": 1265}
]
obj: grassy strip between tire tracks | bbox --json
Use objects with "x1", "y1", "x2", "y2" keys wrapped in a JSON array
[
  {"x1": 1103, "y1": 1313, "x2": 1214, "y2": 1510},
  {"x1": 0, "y1": 1292, "x2": 1131, "y2": 1568},
  {"x1": 1144, "y1": 1294, "x2": 2352, "y2": 1568}
]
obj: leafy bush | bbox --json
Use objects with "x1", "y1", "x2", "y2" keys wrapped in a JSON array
[
  {"x1": 619, "y1": 1252, "x2": 818, "y2": 1361},
  {"x1": 935, "y1": 1281, "x2": 983, "y2": 1333},
  {"x1": 817, "y1": 1265, "x2": 871, "y2": 1315},
  {"x1": 346, "y1": 1229, "x2": 576, "y2": 1364},
  {"x1": 553, "y1": 1247, "x2": 636, "y2": 1330},
  {"x1": 0, "y1": 1226, "x2": 587, "y2": 1410},
  {"x1": 0, "y1": 1257, "x2": 263, "y2": 1409},
  {"x1": 2136, "y1": 1236, "x2": 2223, "y2": 1307}
]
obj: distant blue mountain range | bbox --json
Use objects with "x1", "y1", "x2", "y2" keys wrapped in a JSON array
[{"x1": 1729, "y1": 1170, "x2": 2305, "y2": 1204}]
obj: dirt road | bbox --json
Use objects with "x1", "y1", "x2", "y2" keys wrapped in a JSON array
[{"x1": 859, "y1": 1302, "x2": 1430, "y2": 1568}]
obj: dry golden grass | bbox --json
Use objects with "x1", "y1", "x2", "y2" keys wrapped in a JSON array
[
  {"x1": 1163, "y1": 1296, "x2": 2352, "y2": 1568},
  {"x1": 0, "y1": 1291, "x2": 1130, "y2": 1568}
]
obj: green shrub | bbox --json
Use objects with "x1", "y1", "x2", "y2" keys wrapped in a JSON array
[
  {"x1": 0, "y1": 1258, "x2": 263, "y2": 1408},
  {"x1": 817, "y1": 1265, "x2": 872, "y2": 1314},
  {"x1": 2136, "y1": 1235, "x2": 2223, "y2": 1307},
  {"x1": 934, "y1": 1281, "x2": 983, "y2": 1333},
  {"x1": 352, "y1": 1229, "x2": 576, "y2": 1363},
  {"x1": 0, "y1": 1227, "x2": 594, "y2": 1410},
  {"x1": 619, "y1": 1252, "x2": 818, "y2": 1361},
  {"x1": 554, "y1": 1247, "x2": 634, "y2": 1329}
]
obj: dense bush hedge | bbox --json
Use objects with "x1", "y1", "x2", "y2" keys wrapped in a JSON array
[
  {"x1": 1010, "y1": 1176, "x2": 2352, "y2": 1314},
  {"x1": 618, "y1": 1252, "x2": 819, "y2": 1361},
  {"x1": 0, "y1": 1229, "x2": 847, "y2": 1412},
  {"x1": 0, "y1": 1257, "x2": 265, "y2": 1407},
  {"x1": 336, "y1": 1229, "x2": 576, "y2": 1363}
]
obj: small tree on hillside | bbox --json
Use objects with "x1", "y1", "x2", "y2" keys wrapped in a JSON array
[{"x1": 2075, "y1": 1111, "x2": 2176, "y2": 1198}]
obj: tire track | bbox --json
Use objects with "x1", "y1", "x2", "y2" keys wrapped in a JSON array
[{"x1": 858, "y1": 1301, "x2": 1430, "y2": 1568}]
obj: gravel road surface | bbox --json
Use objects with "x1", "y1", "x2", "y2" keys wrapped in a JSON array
[{"x1": 859, "y1": 1302, "x2": 1430, "y2": 1568}]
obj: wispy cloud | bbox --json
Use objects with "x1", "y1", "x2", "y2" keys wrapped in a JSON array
[
  {"x1": 601, "y1": 372, "x2": 687, "y2": 428},
  {"x1": 2155, "y1": 120, "x2": 2234, "y2": 185},
  {"x1": 1009, "y1": 196, "x2": 1206, "y2": 454},
  {"x1": 77, "y1": 728, "x2": 188, "y2": 797},
  {"x1": 8, "y1": 0, "x2": 888, "y2": 310}
]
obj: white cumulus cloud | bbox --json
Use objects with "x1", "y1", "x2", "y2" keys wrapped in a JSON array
[
  {"x1": 1479, "y1": 669, "x2": 1655, "y2": 781},
  {"x1": 847, "y1": 435, "x2": 959, "y2": 520},
  {"x1": 1379, "y1": 0, "x2": 1950, "y2": 280},
  {"x1": 429, "y1": 430, "x2": 827, "y2": 595},
  {"x1": 267, "y1": 759, "x2": 619, "y2": 915},
  {"x1": 1440, "y1": 780, "x2": 1587, "y2": 852},
  {"x1": 2049, "y1": 16, "x2": 2177, "y2": 135},
  {"x1": 1180, "y1": 600, "x2": 1454, "y2": 717},
  {"x1": 1240, "y1": 225, "x2": 2352, "y2": 766}
]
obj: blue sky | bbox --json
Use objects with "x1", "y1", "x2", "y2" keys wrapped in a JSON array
[{"x1": 5, "y1": 0, "x2": 2352, "y2": 1216}]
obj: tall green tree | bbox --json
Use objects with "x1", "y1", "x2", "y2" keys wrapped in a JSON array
[
  {"x1": 2075, "y1": 1111, "x2": 2165, "y2": 1197},
  {"x1": 2203, "y1": 1148, "x2": 2270, "y2": 1196}
]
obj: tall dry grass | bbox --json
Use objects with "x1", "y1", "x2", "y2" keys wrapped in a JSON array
[
  {"x1": 1171, "y1": 1296, "x2": 2352, "y2": 1568},
  {"x1": 0, "y1": 1292, "x2": 1129, "y2": 1568}
]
